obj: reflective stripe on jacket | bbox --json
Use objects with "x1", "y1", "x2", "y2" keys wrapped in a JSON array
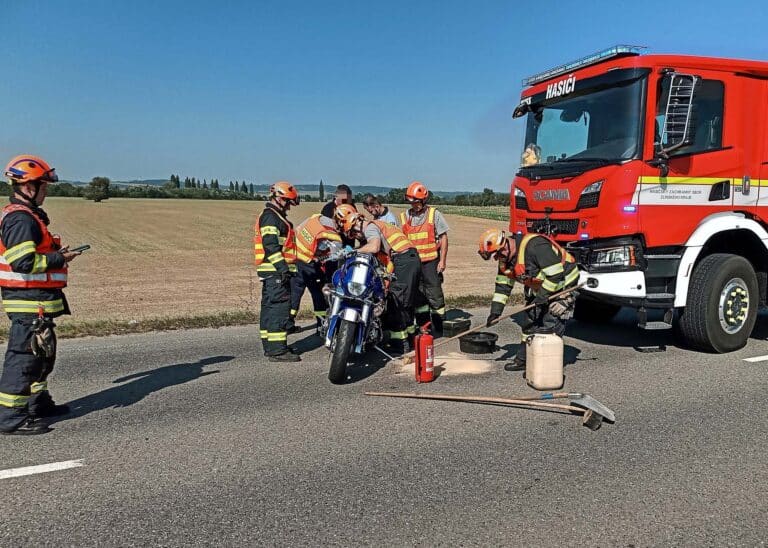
[
  {"x1": 254, "y1": 205, "x2": 297, "y2": 274},
  {"x1": 500, "y1": 233, "x2": 579, "y2": 291},
  {"x1": 400, "y1": 206, "x2": 439, "y2": 262},
  {"x1": 294, "y1": 214, "x2": 341, "y2": 263},
  {"x1": 0, "y1": 204, "x2": 67, "y2": 289},
  {"x1": 370, "y1": 220, "x2": 414, "y2": 256}
]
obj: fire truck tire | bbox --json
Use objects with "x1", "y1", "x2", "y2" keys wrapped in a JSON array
[
  {"x1": 678, "y1": 253, "x2": 758, "y2": 353},
  {"x1": 328, "y1": 319, "x2": 355, "y2": 384},
  {"x1": 573, "y1": 296, "x2": 621, "y2": 323}
]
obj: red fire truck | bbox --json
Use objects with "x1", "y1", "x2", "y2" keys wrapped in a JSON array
[{"x1": 511, "y1": 45, "x2": 768, "y2": 352}]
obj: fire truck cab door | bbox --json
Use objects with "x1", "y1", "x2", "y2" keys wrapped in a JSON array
[{"x1": 640, "y1": 71, "x2": 740, "y2": 246}]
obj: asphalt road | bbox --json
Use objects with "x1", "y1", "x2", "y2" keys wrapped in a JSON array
[{"x1": 1, "y1": 308, "x2": 767, "y2": 547}]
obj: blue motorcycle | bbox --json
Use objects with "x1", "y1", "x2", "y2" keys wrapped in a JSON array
[{"x1": 322, "y1": 251, "x2": 389, "y2": 384}]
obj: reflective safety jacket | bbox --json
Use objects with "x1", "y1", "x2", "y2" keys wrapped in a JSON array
[
  {"x1": 294, "y1": 214, "x2": 341, "y2": 264},
  {"x1": 254, "y1": 203, "x2": 297, "y2": 277},
  {"x1": 0, "y1": 204, "x2": 67, "y2": 290},
  {"x1": 400, "y1": 206, "x2": 439, "y2": 262},
  {"x1": 490, "y1": 233, "x2": 579, "y2": 315},
  {"x1": 369, "y1": 220, "x2": 414, "y2": 257}
]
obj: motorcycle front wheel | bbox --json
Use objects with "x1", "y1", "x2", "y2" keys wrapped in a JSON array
[{"x1": 328, "y1": 319, "x2": 356, "y2": 384}]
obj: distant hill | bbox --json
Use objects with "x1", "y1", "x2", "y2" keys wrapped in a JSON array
[{"x1": 61, "y1": 179, "x2": 486, "y2": 197}]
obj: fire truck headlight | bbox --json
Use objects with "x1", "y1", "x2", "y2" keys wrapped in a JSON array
[
  {"x1": 592, "y1": 245, "x2": 637, "y2": 267},
  {"x1": 514, "y1": 187, "x2": 526, "y2": 198},
  {"x1": 581, "y1": 180, "x2": 604, "y2": 195}
]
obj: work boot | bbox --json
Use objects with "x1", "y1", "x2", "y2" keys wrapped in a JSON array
[
  {"x1": 0, "y1": 417, "x2": 52, "y2": 436},
  {"x1": 504, "y1": 356, "x2": 526, "y2": 372},
  {"x1": 32, "y1": 403, "x2": 71, "y2": 418},
  {"x1": 386, "y1": 339, "x2": 406, "y2": 355},
  {"x1": 30, "y1": 391, "x2": 70, "y2": 418},
  {"x1": 267, "y1": 352, "x2": 302, "y2": 363},
  {"x1": 430, "y1": 314, "x2": 444, "y2": 338}
]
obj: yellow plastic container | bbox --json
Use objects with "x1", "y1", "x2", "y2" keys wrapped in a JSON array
[{"x1": 525, "y1": 334, "x2": 564, "y2": 390}]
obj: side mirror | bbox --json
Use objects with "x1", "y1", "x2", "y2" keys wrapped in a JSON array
[
  {"x1": 650, "y1": 72, "x2": 699, "y2": 176},
  {"x1": 512, "y1": 101, "x2": 531, "y2": 119}
]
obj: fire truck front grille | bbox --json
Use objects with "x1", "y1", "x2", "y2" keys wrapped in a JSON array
[
  {"x1": 576, "y1": 192, "x2": 600, "y2": 209},
  {"x1": 515, "y1": 196, "x2": 529, "y2": 210},
  {"x1": 526, "y1": 218, "x2": 579, "y2": 235}
]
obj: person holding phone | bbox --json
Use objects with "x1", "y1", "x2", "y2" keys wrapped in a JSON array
[{"x1": 0, "y1": 155, "x2": 82, "y2": 435}]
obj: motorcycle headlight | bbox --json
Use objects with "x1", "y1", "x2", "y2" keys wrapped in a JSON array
[{"x1": 347, "y1": 281, "x2": 366, "y2": 296}]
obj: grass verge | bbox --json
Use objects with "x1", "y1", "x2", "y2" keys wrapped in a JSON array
[{"x1": 0, "y1": 293, "x2": 524, "y2": 342}]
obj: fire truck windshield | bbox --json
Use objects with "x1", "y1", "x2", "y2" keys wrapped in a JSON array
[{"x1": 521, "y1": 78, "x2": 645, "y2": 171}]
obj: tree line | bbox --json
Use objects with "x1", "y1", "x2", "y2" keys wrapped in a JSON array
[{"x1": 1, "y1": 175, "x2": 510, "y2": 206}]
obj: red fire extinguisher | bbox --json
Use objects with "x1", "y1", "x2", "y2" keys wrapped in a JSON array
[{"x1": 414, "y1": 322, "x2": 435, "y2": 383}]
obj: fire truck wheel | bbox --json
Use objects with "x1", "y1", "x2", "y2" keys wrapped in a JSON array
[
  {"x1": 328, "y1": 319, "x2": 355, "y2": 384},
  {"x1": 678, "y1": 253, "x2": 758, "y2": 353},
  {"x1": 573, "y1": 296, "x2": 621, "y2": 323}
]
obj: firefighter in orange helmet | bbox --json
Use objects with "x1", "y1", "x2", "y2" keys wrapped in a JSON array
[
  {"x1": 287, "y1": 213, "x2": 342, "y2": 335},
  {"x1": 478, "y1": 228, "x2": 579, "y2": 371},
  {"x1": 0, "y1": 155, "x2": 82, "y2": 435},
  {"x1": 400, "y1": 181, "x2": 449, "y2": 337},
  {"x1": 254, "y1": 182, "x2": 301, "y2": 362},
  {"x1": 338, "y1": 210, "x2": 421, "y2": 352}
]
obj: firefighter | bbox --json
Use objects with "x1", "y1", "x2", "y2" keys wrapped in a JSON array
[
  {"x1": 337, "y1": 209, "x2": 420, "y2": 352},
  {"x1": 0, "y1": 155, "x2": 82, "y2": 435},
  {"x1": 287, "y1": 213, "x2": 342, "y2": 334},
  {"x1": 400, "y1": 181, "x2": 449, "y2": 336},
  {"x1": 254, "y1": 182, "x2": 301, "y2": 362},
  {"x1": 478, "y1": 228, "x2": 579, "y2": 371}
]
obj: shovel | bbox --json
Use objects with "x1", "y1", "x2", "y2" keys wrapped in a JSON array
[{"x1": 364, "y1": 390, "x2": 615, "y2": 430}]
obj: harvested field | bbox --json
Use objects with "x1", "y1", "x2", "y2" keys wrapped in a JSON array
[
  {"x1": 436, "y1": 205, "x2": 509, "y2": 222},
  {"x1": 38, "y1": 198, "x2": 511, "y2": 327}
]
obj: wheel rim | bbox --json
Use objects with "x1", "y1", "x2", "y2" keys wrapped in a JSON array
[{"x1": 718, "y1": 277, "x2": 749, "y2": 334}]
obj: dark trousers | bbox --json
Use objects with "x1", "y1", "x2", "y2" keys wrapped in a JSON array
[
  {"x1": 0, "y1": 315, "x2": 58, "y2": 432},
  {"x1": 260, "y1": 275, "x2": 291, "y2": 356},
  {"x1": 515, "y1": 294, "x2": 567, "y2": 364},
  {"x1": 384, "y1": 249, "x2": 421, "y2": 340},
  {"x1": 289, "y1": 261, "x2": 329, "y2": 327},
  {"x1": 414, "y1": 259, "x2": 446, "y2": 325}
]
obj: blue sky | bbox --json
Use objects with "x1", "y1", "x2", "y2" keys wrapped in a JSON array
[{"x1": 2, "y1": 0, "x2": 767, "y2": 191}]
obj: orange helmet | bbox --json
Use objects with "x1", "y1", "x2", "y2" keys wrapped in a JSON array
[
  {"x1": 406, "y1": 180, "x2": 429, "y2": 202},
  {"x1": 478, "y1": 228, "x2": 507, "y2": 260},
  {"x1": 340, "y1": 211, "x2": 364, "y2": 234},
  {"x1": 270, "y1": 181, "x2": 300, "y2": 205},
  {"x1": 4, "y1": 155, "x2": 58, "y2": 184},
  {"x1": 333, "y1": 203, "x2": 358, "y2": 228}
]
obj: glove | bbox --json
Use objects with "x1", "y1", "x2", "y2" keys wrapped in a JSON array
[
  {"x1": 486, "y1": 313, "x2": 500, "y2": 327},
  {"x1": 549, "y1": 298, "x2": 574, "y2": 320}
]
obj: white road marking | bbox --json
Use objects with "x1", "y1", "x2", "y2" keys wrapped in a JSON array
[
  {"x1": 743, "y1": 355, "x2": 768, "y2": 363},
  {"x1": 0, "y1": 459, "x2": 84, "y2": 480}
]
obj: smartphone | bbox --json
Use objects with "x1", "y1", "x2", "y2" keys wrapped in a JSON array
[{"x1": 69, "y1": 244, "x2": 91, "y2": 253}]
